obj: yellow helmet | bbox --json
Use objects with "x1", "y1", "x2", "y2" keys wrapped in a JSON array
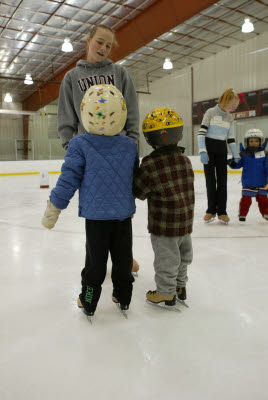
[
  {"x1": 142, "y1": 107, "x2": 183, "y2": 146},
  {"x1": 80, "y1": 84, "x2": 127, "y2": 136}
]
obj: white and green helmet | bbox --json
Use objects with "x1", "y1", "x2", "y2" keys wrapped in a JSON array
[
  {"x1": 244, "y1": 128, "x2": 264, "y2": 147},
  {"x1": 80, "y1": 84, "x2": 127, "y2": 136}
]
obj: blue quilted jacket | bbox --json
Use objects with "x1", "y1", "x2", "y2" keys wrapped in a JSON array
[
  {"x1": 233, "y1": 143, "x2": 268, "y2": 188},
  {"x1": 50, "y1": 133, "x2": 139, "y2": 220}
]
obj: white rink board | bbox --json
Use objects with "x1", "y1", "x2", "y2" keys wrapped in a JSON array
[{"x1": 0, "y1": 156, "x2": 237, "y2": 174}]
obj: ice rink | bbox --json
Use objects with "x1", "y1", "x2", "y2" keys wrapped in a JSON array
[{"x1": 1, "y1": 158, "x2": 267, "y2": 400}]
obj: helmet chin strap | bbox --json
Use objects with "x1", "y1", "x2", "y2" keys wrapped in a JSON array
[{"x1": 248, "y1": 145, "x2": 261, "y2": 153}]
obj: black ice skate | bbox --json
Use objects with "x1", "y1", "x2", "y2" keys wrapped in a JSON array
[
  {"x1": 77, "y1": 295, "x2": 94, "y2": 324},
  {"x1": 112, "y1": 295, "x2": 129, "y2": 319},
  {"x1": 176, "y1": 287, "x2": 189, "y2": 308},
  {"x1": 239, "y1": 216, "x2": 246, "y2": 222},
  {"x1": 176, "y1": 287, "x2": 186, "y2": 300}
]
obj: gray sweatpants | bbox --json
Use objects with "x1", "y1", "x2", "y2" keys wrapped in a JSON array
[{"x1": 150, "y1": 233, "x2": 193, "y2": 297}]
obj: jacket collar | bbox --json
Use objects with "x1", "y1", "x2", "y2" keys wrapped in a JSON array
[{"x1": 152, "y1": 144, "x2": 185, "y2": 155}]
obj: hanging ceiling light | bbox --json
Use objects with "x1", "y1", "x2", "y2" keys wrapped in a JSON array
[
  {"x1": 61, "y1": 38, "x2": 73, "y2": 52},
  {"x1": 163, "y1": 58, "x2": 173, "y2": 70},
  {"x1": 24, "y1": 74, "x2": 33, "y2": 85},
  {"x1": 242, "y1": 18, "x2": 254, "y2": 33},
  {"x1": 4, "y1": 93, "x2": 12, "y2": 103}
]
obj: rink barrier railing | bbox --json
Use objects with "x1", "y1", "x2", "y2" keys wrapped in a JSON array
[
  {"x1": 0, "y1": 171, "x2": 61, "y2": 177},
  {"x1": 0, "y1": 170, "x2": 242, "y2": 177}
]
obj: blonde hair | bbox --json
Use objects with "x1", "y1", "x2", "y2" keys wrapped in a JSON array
[
  {"x1": 88, "y1": 24, "x2": 118, "y2": 47},
  {"x1": 218, "y1": 88, "x2": 239, "y2": 108}
]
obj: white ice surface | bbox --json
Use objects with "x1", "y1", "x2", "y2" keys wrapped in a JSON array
[{"x1": 0, "y1": 161, "x2": 267, "y2": 400}]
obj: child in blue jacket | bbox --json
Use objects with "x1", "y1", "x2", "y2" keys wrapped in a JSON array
[
  {"x1": 42, "y1": 85, "x2": 139, "y2": 317},
  {"x1": 227, "y1": 128, "x2": 268, "y2": 221}
]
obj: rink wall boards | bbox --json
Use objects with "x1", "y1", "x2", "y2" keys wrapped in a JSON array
[{"x1": 0, "y1": 158, "x2": 241, "y2": 177}]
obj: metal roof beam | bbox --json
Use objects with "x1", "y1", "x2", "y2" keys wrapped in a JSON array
[{"x1": 23, "y1": 0, "x2": 218, "y2": 111}]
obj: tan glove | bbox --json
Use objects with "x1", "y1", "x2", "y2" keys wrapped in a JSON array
[{"x1": 42, "y1": 200, "x2": 61, "y2": 229}]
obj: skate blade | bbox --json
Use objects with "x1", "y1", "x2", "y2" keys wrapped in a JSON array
[
  {"x1": 176, "y1": 298, "x2": 189, "y2": 308},
  {"x1": 78, "y1": 302, "x2": 94, "y2": 324},
  {"x1": 204, "y1": 217, "x2": 215, "y2": 223},
  {"x1": 115, "y1": 303, "x2": 128, "y2": 319},
  {"x1": 146, "y1": 300, "x2": 181, "y2": 312},
  {"x1": 81, "y1": 309, "x2": 94, "y2": 324},
  {"x1": 218, "y1": 220, "x2": 228, "y2": 225}
]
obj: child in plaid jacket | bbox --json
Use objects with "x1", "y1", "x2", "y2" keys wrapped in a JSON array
[{"x1": 133, "y1": 108, "x2": 195, "y2": 308}]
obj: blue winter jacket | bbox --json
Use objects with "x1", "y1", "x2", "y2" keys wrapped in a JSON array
[
  {"x1": 233, "y1": 143, "x2": 268, "y2": 188},
  {"x1": 50, "y1": 133, "x2": 139, "y2": 220}
]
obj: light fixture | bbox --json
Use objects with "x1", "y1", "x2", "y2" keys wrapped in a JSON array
[
  {"x1": 61, "y1": 38, "x2": 73, "y2": 52},
  {"x1": 242, "y1": 18, "x2": 254, "y2": 33},
  {"x1": 163, "y1": 58, "x2": 173, "y2": 70},
  {"x1": 24, "y1": 74, "x2": 33, "y2": 85},
  {"x1": 4, "y1": 93, "x2": 12, "y2": 103}
]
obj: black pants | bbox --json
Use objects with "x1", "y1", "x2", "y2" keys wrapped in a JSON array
[
  {"x1": 80, "y1": 218, "x2": 134, "y2": 313},
  {"x1": 204, "y1": 152, "x2": 227, "y2": 216}
]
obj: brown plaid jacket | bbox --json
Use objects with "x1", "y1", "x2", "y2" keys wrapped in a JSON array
[{"x1": 133, "y1": 145, "x2": 195, "y2": 237}]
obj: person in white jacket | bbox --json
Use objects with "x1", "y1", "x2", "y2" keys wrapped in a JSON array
[{"x1": 197, "y1": 88, "x2": 240, "y2": 224}]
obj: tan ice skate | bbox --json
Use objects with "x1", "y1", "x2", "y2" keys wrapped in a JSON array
[
  {"x1": 77, "y1": 297, "x2": 83, "y2": 308},
  {"x1": 132, "y1": 258, "x2": 139, "y2": 276},
  {"x1": 146, "y1": 290, "x2": 180, "y2": 312},
  {"x1": 218, "y1": 214, "x2": 230, "y2": 224},
  {"x1": 203, "y1": 213, "x2": 216, "y2": 223}
]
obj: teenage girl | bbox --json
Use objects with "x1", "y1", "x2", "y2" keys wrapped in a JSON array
[
  {"x1": 198, "y1": 88, "x2": 240, "y2": 224},
  {"x1": 58, "y1": 24, "x2": 140, "y2": 271}
]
